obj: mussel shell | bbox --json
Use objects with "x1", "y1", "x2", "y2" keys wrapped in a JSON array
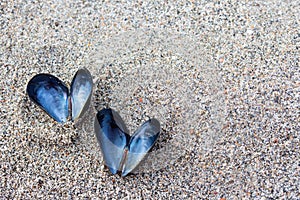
[
  {"x1": 26, "y1": 74, "x2": 69, "y2": 123},
  {"x1": 26, "y1": 68, "x2": 93, "y2": 123},
  {"x1": 122, "y1": 118, "x2": 160, "y2": 176},
  {"x1": 94, "y1": 109, "x2": 130, "y2": 174},
  {"x1": 94, "y1": 108, "x2": 161, "y2": 176},
  {"x1": 70, "y1": 68, "x2": 93, "y2": 121}
]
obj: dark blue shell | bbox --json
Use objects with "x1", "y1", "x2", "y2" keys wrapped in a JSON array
[
  {"x1": 94, "y1": 108, "x2": 161, "y2": 176},
  {"x1": 26, "y1": 74, "x2": 69, "y2": 123},
  {"x1": 26, "y1": 68, "x2": 93, "y2": 123}
]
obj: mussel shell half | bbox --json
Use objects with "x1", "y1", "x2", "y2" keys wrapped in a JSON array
[
  {"x1": 94, "y1": 108, "x2": 161, "y2": 176},
  {"x1": 26, "y1": 74, "x2": 69, "y2": 123},
  {"x1": 122, "y1": 118, "x2": 160, "y2": 176},
  {"x1": 94, "y1": 108, "x2": 130, "y2": 174},
  {"x1": 70, "y1": 68, "x2": 93, "y2": 121}
]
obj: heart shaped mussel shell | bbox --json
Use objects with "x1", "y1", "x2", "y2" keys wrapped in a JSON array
[
  {"x1": 26, "y1": 68, "x2": 93, "y2": 123},
  {"x1": 94, "y1": 108, "x2": 161, "y2": 176}
]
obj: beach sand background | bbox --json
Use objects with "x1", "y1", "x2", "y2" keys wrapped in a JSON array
[{"x1": 1, "y1": 0, "x2": 299, "y2": 199}]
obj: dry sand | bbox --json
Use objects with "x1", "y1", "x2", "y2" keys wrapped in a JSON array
[{"x1": 1, "y1": 0, "x2": 299, "y2": 199}]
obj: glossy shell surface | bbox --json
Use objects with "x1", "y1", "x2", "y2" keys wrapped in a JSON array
[
  {"x1": 26, "y1": 68, "x2": 93, "y2": 123},
  {"x1": 94, "y1": 108, "x2": 161, "y2": 176},
  {"x1": 70, "y1": 68, "x2": 93, "y2": 121},
  {"x1": 26, "y1": 74, "x2": 69, "y2": 123}
]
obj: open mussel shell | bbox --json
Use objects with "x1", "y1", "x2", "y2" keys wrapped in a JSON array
[
  {"x1": 94, "y1": 108, "x2": 161, "y2": 176},
  {"x1": 26, "y1": 74, "x2": 69, "y2": 123},
  {"x1": 26, "y1": 68, "x2": 93, "y2": 123},
  {"x1": 70, "y1": 68, "x2": 93, "y2": 121}
]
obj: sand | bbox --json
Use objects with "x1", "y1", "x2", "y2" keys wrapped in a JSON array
[{"x1": 1, "y1": 0, "x2": 299, "y2": 199}]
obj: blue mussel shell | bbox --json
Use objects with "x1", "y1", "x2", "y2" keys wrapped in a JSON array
[
  {"x1": 94, "y1": 108, "x2": 161, "y2": 176},
  {"x1": 26, "y1": 68, "x2": 93, "y2": 123}
]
